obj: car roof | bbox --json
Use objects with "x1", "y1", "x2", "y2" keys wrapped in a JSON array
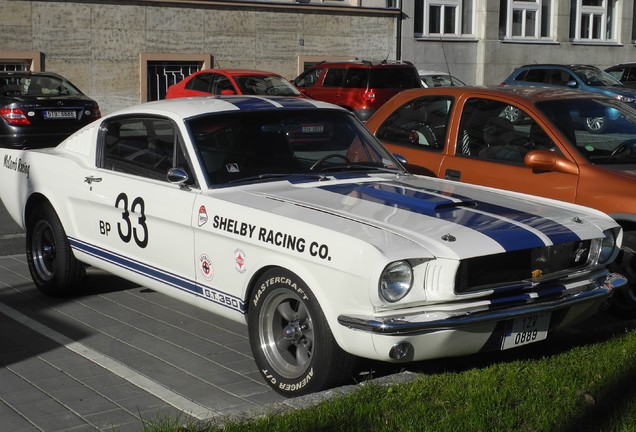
[
  {"x1": 308, "y1": 60, "x2": 415, "y2": 69},
  {"x1": 192, "y1": 69, "x2": 284, "y2": 77},
  {"x1": 0, "y1": 71, "x2": 65, "y2": 79},
  {"x1": 516, "y1": 64, "x2": 599, "y2": 69},
  {"x1": 418, "y1": 70, "x2": 452, "y2": 75},
  {"x1": 105, "y1": 95, "x2": 346, "y2": 120},
  {"x1": 390, "y1": 85, "x2": 615, "y2": 103}
]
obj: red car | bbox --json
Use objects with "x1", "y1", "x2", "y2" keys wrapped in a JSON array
[{"x1": 165, "y1": 69, "x2": 302, "y2": 98}]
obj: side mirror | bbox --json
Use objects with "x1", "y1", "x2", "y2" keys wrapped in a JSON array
[
  {"x1": 167, "y1": 167, "x2": 191, "y2": 187},
  {"x1": 393, "y1": 153, "x2": 408, "y2": 166},
  {"x1": 524, "y1": 150, "x2": 578, "y2": 175},
  {"x1": 220, "y1": 89, "x2": 236, "y2": 95},
  {"x1": 566, "y1": 80, "x2": 578, "y2": 88}
]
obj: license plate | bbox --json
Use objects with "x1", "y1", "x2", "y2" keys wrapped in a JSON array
[
  {"x1": 43, "y1": 110, "x2": 76, "y2": 119},
  {"x1": 302, "y1": 125, "x2": 324, "y2": 133},
  {"x1": 501, "y1": 312, "x2": 550, "y2": 350}
]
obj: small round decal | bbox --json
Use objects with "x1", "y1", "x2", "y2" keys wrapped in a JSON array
[{"x1": 199, "y1": 254, "x2": 214, "y2": 280}]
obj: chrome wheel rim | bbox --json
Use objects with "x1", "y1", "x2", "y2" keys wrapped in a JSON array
[
  {"x1": 31, "y1": 219, "x2": 56, "y2": 281},
  {"x1": 258, "y1": 288, "x2": 314, "y2": 378},
  {"x1": 586, "y1": 116, "x2": 605, "y2": 131}
]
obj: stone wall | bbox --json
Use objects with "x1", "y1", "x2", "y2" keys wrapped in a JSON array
[{"x1": 0, "y1": 0, "x2": 397, "y2": 114}]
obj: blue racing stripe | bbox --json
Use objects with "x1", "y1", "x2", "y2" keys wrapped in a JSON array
[
  {"x1": 68, "y1": 237, "x2": 246, "y2": 313},
  {"x1": 226, "y1": 97, "x2": 278, "y2": 111},
  {"x1": 320, "y1": 182, "x2": 580, "y2": 251},
  {"x1": 274, "y1": 98, "x2": 321, "y2": 109}
]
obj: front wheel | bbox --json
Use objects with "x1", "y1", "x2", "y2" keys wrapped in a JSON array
[
  {"x1": 248, "y1": 268, "x2": 356, "y2": 397},
  {"x1": 26, "y1": 202, "x2": 85, "y2": 296},
  {"x1": 608, "y1": 231, "x2": 636, "y2": 318}
]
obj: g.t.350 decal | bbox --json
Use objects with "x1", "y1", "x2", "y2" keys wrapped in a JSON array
[{"x1": 99, "y1": 193, "x2": 149, "y2": 248}]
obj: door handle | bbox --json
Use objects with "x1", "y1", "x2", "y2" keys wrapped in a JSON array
[{"x1": 444, "y1": 169, "x2": 461, "y2": 181}]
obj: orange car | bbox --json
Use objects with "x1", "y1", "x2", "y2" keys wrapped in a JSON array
[
  {"x1": 165, "y1": 69, "x2": 302, "y2": 98},
  {"x1": 366, "y1": 86, "x2": 636, "y2": 316}
]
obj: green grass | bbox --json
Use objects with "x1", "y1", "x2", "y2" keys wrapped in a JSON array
[{"x1": 143, "y1": 317, "x2": 636, "y2": 432}]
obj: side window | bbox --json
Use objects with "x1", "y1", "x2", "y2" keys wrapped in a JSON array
[
  {"x1": 605, "y1": 67, "x2": 625, "y2": 82},
  {"x1": 186, "y1": 73, "x2": 213, "y2": 92},
  {"x1": 375, "y1": 96, "x2": 453, "y2": 152},
  {"x1": 522, "y1": 69, "x2": 548, "y2": 83},
  {"x1": 212, "y1": 75, "x2": 235, "y2": 94},
  {"x1": 343, "y1": 69, "x2": 367, "y2": 88},
  {"x1": 294, "y1": 68, "x2": 323, "y2": 88},
  {"x1": 100, "y1": 117, "x2": 191, "y2": 182},
  {"x1": 457, "y1": 99, "x2": 556, "y2": 165},
  {"x1": 548, "y1": 69, "x2": 574, "y2": 86},
  {"x1": 322, "y1": 68, "x2": 346, "y2": 87}
]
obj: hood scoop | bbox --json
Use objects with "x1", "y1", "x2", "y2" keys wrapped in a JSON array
[{"x1": 322, "y1": 182, "x2": 477, "y2": 215}]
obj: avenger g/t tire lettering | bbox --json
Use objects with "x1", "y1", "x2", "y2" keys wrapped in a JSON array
[
  {"x1": 26, "y1": 203, "x2": 85, "y2": 296},
  {"x1": 248, "y1": 268, "x2": 355, "y2": 397}
]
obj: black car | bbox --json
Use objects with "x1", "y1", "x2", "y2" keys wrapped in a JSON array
[{"x1": 1, "y1": 71, "x2": 100, "y2": 149}]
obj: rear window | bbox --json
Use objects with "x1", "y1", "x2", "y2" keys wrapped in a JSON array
[{"x1": 0, "y1": 75, "x2": 83, "y2": 97}]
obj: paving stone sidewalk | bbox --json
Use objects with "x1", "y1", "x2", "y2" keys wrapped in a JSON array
[{"x1": 0, "y1": 255, "x2": 289, "y2": 431}]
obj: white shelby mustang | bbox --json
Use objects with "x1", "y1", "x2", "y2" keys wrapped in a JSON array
[{"x1": 0, "y1": 96, "x2": 626, "y2": 397}]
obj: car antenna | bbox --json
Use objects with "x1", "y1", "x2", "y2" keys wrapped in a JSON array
[{"x1": 439, "y1": 35, "x2": 455, "y2": 85}]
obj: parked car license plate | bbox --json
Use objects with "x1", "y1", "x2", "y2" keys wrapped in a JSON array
[
  {"x1": 44, "y1": 110, "x2": 77, "y2": 119},
  {"x1": 502, "y1": 312, "x2": 550, "y2": 350}
]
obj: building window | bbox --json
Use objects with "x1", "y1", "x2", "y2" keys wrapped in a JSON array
[
  {"x1": 571, "y1": 0, "x2": 616, "y2": 42},
  {"x1": 415, "y1": 0, "x2": 474, "y2": 38},
  {"x1": 140, "y1": 54, "x2": 212, "y2": 102},
  {"x1": 502, "y1": 0, "x2": 552, "y2": 40},
  {"x1": 0, "y1": 51, "x2": 42, "y2": 71}
]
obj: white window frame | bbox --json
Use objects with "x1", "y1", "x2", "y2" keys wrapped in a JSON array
[
  {"x1": 424, "y1": 0, "x2": 463, "y2": 37},
  {"x1": 505, "y1": 0, "x2": 550, "y2": 40},
  {"x1": 574, "y1": 0, "x2": 616, "y2": 42}
]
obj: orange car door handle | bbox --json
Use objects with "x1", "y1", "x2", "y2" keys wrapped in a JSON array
[{"x1": 445, "y1": 169, "x2": 461, "y2": 181}]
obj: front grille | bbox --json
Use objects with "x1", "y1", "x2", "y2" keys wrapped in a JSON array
[{"x1": 455, "y1": 240, "x2": 592, "y2": 294}]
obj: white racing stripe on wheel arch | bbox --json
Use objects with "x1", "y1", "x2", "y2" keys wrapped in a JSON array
[{"x1": 0, "y1": 303, "x2": 216, "y2": 420}]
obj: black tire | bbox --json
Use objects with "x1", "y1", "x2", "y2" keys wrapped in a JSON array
[
  {"x1": 26, "y1": 202, "x2": 85, "y2": 296},
  {"x1": 248, "y1": 268, "x2": 356, "y2": 397},
  {"x1": 608, "y1": 231, "x2": 636, "y2": 318}
]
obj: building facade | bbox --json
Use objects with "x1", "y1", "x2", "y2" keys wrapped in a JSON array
[
  {"x1": 2, "y1": 0, "x2": 636, "y2": 114},
  {"x1": 401, "y1": 0, "x2": 636, "y2": 86}
]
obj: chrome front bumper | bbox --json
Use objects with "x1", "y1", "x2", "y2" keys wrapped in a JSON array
[{"x1": 338, "y1": 272, "x2": 626, "y2": 336}]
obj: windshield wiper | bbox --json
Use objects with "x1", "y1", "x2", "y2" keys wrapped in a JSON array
[
  {"x1": 316, "y1": 164, "x2": 405, "y2": 174},
  {"x1": 227, "y1": 173, "x2": 324, "y2": 184}
]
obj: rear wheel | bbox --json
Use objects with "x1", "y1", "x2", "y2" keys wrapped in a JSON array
[
  {"x1": 608, "y1": 231, "x2": 636, "y2": 318},
  {"x1": 26, "y1": 203, "x2": 85, "y2": 296},
  {"x1": 248, "y1": 268, "x2": 356, "y2": 397}
]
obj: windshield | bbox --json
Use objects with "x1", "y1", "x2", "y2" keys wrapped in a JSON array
[
  {"x1": 536, "y1": 97, "x2": 636, "y2": 165},
  {"x1": 0, "y1": 75, "x2": 83, "y2": 97},
  {"x1": 187, "y1": 109, "x2": 404, "y2": 186},
  {"x1": 233, "y1": 75, "x2": 301, "y2": 96},
  {"x1": 570, "y1": 66, "x2": 624, "y2": 87}
]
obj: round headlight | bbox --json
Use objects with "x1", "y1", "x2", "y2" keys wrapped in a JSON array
[
  {"x1": 599, "y1": 230, "x2": 617, "y2": 264},
  {"x1": 379, "y1": 261, "x2": 413, "y2": 303}
]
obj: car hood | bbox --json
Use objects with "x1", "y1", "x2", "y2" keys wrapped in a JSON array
[
  {"x1": 219, "y1": 174, "x2": 609, "y2": 261},
  {"x1": 597, "y1": 86, "x2": 636, "y2": 98}
]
